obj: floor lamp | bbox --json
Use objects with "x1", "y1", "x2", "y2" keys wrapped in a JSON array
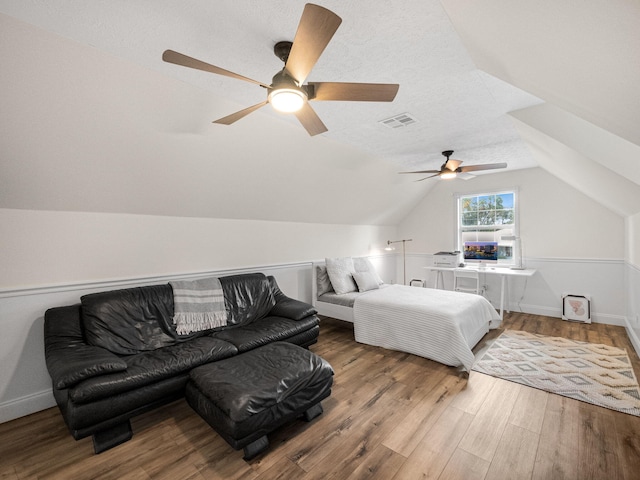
[{"x1": 385, "y1": 239, "x2": 413, "y2": 285}]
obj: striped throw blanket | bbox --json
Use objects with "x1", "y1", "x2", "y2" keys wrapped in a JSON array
[{"x1": 170, "y1": 277, "x2": 228, "y2": 335}]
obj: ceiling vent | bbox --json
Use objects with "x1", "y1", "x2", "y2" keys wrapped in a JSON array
[{"x1": 379, "y1": 112, "x2": 418, "y2": 129}]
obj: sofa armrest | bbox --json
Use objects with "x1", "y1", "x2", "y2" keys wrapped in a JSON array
[
  {"x1": 46, "y1": 345, "x2": 127, "y2": 390},
  {"x1": 267, "y1": 276, "x2": 317, "y2": 321},
  {"x1": 44, "y1": 304, "x2": 127, "y2": 390}
]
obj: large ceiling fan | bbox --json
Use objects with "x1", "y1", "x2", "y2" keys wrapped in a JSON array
[
  {"x1": 162, "y1": 3, "x2": 399, "y2": 136},
  {"x1": 400, "y1": 150, "x2": 508, "y2": 181}
]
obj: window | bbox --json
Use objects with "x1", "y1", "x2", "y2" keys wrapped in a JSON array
[{"x1": 456, "y1": 190, "x2": 518, "y2": 266}]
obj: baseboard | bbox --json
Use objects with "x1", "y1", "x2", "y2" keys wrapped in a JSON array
[
  {"x1": 591, "y1": 313, "x2": 628, "y2": 327},
  {"x1": 509, "y1": 303, "x2": 627, "y2": 326},
  {"x1": 625, "y1": 318, "x2": 640, "y2": 359},
  {"x1": 0, "y1": 389, "x2": 55, "y2": 423},
  {"x1": 510, "y1": 303, "x2": 558, "y2": 318}
]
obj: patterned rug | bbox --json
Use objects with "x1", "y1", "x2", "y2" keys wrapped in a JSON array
[{"x1": 472, "y1": 330, "x2": 640, "y2": 417}]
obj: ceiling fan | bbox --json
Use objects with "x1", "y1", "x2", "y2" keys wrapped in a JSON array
[
  {"x1": 162, "y1": 3, "x2": 399, "y2": 136},
  {"x1": 400, "y1": 150, "x2": 508, "y2": 181}
]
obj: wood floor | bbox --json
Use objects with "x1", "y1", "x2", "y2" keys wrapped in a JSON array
[{"x1": 2, "y1": 313, "x2": 640, "y2": 479}]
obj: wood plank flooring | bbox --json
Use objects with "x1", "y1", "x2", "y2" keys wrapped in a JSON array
[{"x1": 2, "y1": 312, "x2": 640, "y2": 479}]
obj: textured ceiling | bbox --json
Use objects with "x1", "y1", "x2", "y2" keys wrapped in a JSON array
[
  {"x1": 0, "y1": 0, "x2": 541, "y2": 173},
  {"x1": 2, "y1": 0, "x2": 638, "y2": 225}
]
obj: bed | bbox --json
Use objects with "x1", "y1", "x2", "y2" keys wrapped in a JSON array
[{"x1": 312, "y1": 259, "x2": 500, "y2": 370}]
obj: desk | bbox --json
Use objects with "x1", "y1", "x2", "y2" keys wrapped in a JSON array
[{"x1": 425, "y1": 266, "x2": 536, "y2": 320}]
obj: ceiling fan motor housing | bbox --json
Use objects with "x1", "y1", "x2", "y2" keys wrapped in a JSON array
[
  {"x1": 273, "y1": 41, "x2": 293, "y2": 63},
  {"x1": 270, "y1": 69, "x2": 301, "y2": 90}
]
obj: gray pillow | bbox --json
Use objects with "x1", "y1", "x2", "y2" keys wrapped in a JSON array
[
  {"x1": 325, "y1": 257, "x2": 357, "y2": 294},
  {"x1": 316, "y1": 265, "x2": 334, "y2": 296},
  {"x1": 353, "y1": 272, "x2": 380, "y2": 292},
  {"x1": 353, "y1": 257, "x2": 384, "y2": 285}
]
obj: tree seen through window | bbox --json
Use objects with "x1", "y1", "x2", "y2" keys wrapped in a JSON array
[{"x1": 461, "y1": 193, "x2": 514, "y2": 227}]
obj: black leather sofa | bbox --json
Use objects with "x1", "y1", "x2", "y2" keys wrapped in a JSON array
[{"x1": 44, "y1": 273, "x2": 320, "y2": 453}]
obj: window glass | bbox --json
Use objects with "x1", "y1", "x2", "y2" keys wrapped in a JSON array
[{"x1": 458, "y1": 191, "x2": 517, "y2": 265}]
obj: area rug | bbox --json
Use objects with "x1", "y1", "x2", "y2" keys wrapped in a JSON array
[{"x1": 472, "y1": 330, "x2": 640, "y2": 417}]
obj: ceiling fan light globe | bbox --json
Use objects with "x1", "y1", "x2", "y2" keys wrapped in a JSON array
[
  {"x1": 440, "y1": 171, "x2": 457, "y2": 180},
  {"x1": 269, "y1": 88, "x2": 306, "y2": 113}
]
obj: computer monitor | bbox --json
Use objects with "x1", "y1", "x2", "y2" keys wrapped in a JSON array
[{"x1": 463, "y1": 241, "x2": 498, "y2": 265}]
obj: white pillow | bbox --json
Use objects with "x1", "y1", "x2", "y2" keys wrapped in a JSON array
[
  {"x1": 353, "y1": 272, "x2": 380, "y2": 292},
  {"x1": 325, "y1": 257, "x2": 357, "y2": 294},
  {"x1": 316, "y1": 265, "x2": 334, "y2": 296},
  {"x1": 353, "y1": 257, "x2": 384, "y2": 285}
]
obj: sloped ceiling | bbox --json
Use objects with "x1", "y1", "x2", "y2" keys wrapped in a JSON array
[
  {"x1": 440, "y1": 0, "x2": 640, "y2": 217},
  {"x1": 0, "y1": 0, "x2": 638, "y2": 225}
]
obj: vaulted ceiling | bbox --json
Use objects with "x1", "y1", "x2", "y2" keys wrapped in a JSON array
[{"x1": 1, "y1": 0, "x2": 638, "y2": 224}]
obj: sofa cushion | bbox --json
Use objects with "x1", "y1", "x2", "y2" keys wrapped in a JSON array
[
  {"x1": 45, "y1": 305, "x2": 129, "y2": 389},
  {"x1": 81, "y1": 285, "x2": 177, "y2": 355},
  {"x1": 69, "y1": 337, "x2": 238, "y2": 404},
  {"x1": 267, "y1": 275, "x2": 317, "y2": 320},
  {"x1": 49, "y1": 345, "x2": 128, "y2": 390},
  {"x1": 220, "y1": 273, "x2": 276, "y2": 326},
  {"x1": 211, "y1": 316, "x2": 319, "y2": 352}
]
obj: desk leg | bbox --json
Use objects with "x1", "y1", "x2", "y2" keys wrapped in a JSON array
[
  {"x1": 499, "y1": 275, "x2": 506, "y2": 320},
  {"x1": 434, "y1": 271, "x2": 444, "y2": 289}
]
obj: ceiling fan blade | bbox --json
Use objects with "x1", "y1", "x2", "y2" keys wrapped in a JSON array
[
  {"x1": 294, "y1": 102, "x2": 328, "y2": 136},
  {"x1": 213, "y1": 101, "x2": 268, "y2": 125},
  {"x1": 459, "y1": 162, "x2": 508, "y2": 173},
  {"x1": 308, "y1": 82, "x2": 399, "y2": 102},
  {"x1": 444, "y1": 159, "x2": 462, "y2": 171},
  {"x1": 284, "y1": 4, "x2": 342, "y2": 84},
  {"x1": 416, "y1": 174, "x2": 440, "y2": 182},
  {"x1": 163, "y1": 50, "x2": 268, "y2": 88},
  {"x1": 398, "y1": 170, "x2": 441, "y2": 175}
]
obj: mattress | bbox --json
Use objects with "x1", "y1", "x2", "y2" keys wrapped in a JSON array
[
  {"x1": 353, "y1": 285, "x2": 500, "y2": 370},
  {"x1": 317, "y1": 291, "x2": 362, "y2": 308},
  {"x1": 317, "y1": 284, "x2": 390, "y2": 308}
]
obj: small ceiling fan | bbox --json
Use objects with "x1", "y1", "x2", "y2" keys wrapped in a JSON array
[
  {"x1": 162, "y1": 3, "x2": 399, "y2": 136},
  {"x1": 399, "y1": 150, "x2": 508, "y2": 181}
]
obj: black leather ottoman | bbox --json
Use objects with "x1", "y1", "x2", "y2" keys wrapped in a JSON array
[{"x1": 185, "y1": 341, "x2": 334, "y2": 460}]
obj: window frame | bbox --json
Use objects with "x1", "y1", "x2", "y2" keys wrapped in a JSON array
[{"x1": 454, "y1": 187, "x2": 519, "y2": 267}]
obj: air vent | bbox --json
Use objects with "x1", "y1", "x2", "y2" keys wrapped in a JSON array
[{"x1": 379, "y1": 112, "x2": 418, "y2": 129}]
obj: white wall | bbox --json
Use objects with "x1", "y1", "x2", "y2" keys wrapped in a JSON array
[
  {"x1": 627, "y1": 213, "x2": 640, "y2": 269},
  {"x1": 397, "y1": 167, "x2": 627, "y2": 323},
  {"x1": 626, "y1": 214, "x2": 640, "y2": 353},
  {"x1": 398, "y1": 167, "x2": 625, "y2": 259},
  {"x1": 0, "y1": 207, "x2": 395, "y2": 422},
  {"x1": 0, "y1": 209, "x2": 395, "y2": 290}
]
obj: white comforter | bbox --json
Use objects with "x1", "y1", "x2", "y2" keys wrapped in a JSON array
[{"x1": 353, "y1": 285, "x2": 500, "y2": 370}]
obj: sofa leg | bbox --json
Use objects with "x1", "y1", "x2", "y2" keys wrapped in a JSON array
[
  {"x1": 92, "y1": 421, "x2": 133, "y2": 454},
  {"x1": 243, "y1": 435, "x2": 269, "y2": 461},
  {"x1": 303, "y1": 402, "x2": 323, "y2": 422}
]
